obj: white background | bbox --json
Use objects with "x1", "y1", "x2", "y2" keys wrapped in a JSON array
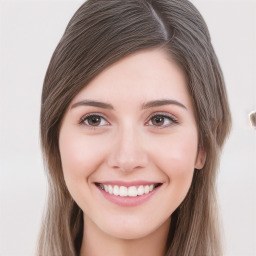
[{"x1": 0, "y1": 0, "x2": 255, "y2": 255}]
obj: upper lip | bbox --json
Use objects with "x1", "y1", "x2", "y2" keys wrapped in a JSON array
[{"x1": 95, "y1": 180, "x2": 162, "y2": 186}]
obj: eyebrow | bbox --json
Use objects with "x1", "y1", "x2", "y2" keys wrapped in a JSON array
[
  {"x1": 142, "y1": 99, "x2": 187, "y2": 110},
  {"x1": 71, "y1": 99, "x2": 187, "y2": 110},
  {"x1": 71, "y1": 100, "x2": 114, "y2": 110}
]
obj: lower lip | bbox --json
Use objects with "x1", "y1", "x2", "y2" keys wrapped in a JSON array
[{"x1": 96, "y1": 185, "x2": 161, "y2": 207}]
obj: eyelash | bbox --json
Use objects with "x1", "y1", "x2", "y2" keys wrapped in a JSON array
[
  {"x1": 79, "y1": 112, "x2": 179, "y2": 129},
  {"x1": 146, "y1": 112, "x2": 179, "y2": 128},
  {"x1": 79, "y1": 113, "x2": 109, "y2": 129}
]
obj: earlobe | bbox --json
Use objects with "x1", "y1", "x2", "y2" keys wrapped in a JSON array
[{"x1": 195, "y1": 148, "x2": 206, "y2": 170}]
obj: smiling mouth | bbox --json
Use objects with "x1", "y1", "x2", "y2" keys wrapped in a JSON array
[{"x1": 95, "y1": 183, "x2": 162, "y2": 197}]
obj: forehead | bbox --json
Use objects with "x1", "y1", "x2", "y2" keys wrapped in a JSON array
[{"x1": 70, "y1": 48, "x2": 192, "y2": 109}]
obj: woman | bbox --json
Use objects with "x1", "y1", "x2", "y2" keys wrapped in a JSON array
[{"x1": 37, "y1": 0, "x2": 231, "y2": 255}]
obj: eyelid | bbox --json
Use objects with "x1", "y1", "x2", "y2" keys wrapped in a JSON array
[
  {"x1": 145, "y1": 111, "x2": 179, "y2": 127},
  {"x1": 79, "y1": 112, "x2": 110, "y2": 127},
  {"x1": 78, "y1": 111, "x2": 178, "y2": 128}
]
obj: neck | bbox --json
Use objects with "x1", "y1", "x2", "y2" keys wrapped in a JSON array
[{"x1": 79, "y1": 216, "x2": 171, "y2": 256}]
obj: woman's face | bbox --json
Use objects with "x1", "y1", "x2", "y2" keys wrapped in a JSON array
[{"x1": 59, "y1": 48, "x2": 205, "y2": 240}]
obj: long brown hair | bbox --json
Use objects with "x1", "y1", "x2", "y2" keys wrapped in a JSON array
[{"x1": 38, "y1": 0, "x2": 231, "y2": 255}]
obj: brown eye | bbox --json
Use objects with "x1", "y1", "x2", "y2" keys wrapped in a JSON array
[
  {"x1": 82, "y1": 115, "x2": 108, "y2": 127},
  {"x1": 148, "y1": 114, "x2": 178, "y2": 127},
  {"x1": 151, "y1": 115, "x2": 165, "y2": 126}
]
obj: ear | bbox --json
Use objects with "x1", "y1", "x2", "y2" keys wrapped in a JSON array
[{"x1": 195, "y1": 147, "x2": 206, "y2": 170}]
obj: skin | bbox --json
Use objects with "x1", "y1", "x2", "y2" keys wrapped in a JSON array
[{"x1": 59, "y1": 48, "x2": 206, "y2": 256}]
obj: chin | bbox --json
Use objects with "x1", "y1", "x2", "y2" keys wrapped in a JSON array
[
  {"x1": 106, "y1": 226, "x2": 154, "y2": 240},
  {"x1": 100, "y1": 215, "x2": 169, "y2": 241}
]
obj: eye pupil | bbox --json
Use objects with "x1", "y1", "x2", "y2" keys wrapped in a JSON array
[
  {"x1": 152, "y1": 116, "x2": 164, "y2": 126},
  {"x1": 88, "y1": 116, "x2": 101, "y2": 126}
]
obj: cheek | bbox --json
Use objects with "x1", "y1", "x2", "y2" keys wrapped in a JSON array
[
  {"x1": 58, "y1": 128, "x2": 107, "y2": 194},
  {"x1": 149, "y1": 131, "x2": 198, "y2": 194},
  {"x1": 58, "y1": 128, "x2": 110, "y2": 211},
  {"x1": 151, "y1": 130, "x2": 198, "y2": 170}
]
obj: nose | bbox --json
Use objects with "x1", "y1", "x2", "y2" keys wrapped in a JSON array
[{"x1": 107, "y1": 125, "x2": 148, "y2": 172}]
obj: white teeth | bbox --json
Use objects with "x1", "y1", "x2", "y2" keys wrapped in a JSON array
[
  {"x1": 108, "y1": 185, "x2": 113, "y2": 194},
  {"x1": 119, "y1": 186, "x2": 128, "y2": 197},
  {"x1": 104, "y1": 185, "x2": 108, "y2": 192},
  {"x1": 137, "y1": 185, "x2": 144, "y2": 196},
  {"x1": 144, "y1": 185, "x2": 150, "y2": 194},
  {"x1": 98, "y1": 183, "x2": 158, "y2": 197},
  {"x1": 113, "y1": 185, "x2": 119, "y2": 196},
  {"x1": 128, "y1": 186, "x2": 137, "y2": 197}
]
